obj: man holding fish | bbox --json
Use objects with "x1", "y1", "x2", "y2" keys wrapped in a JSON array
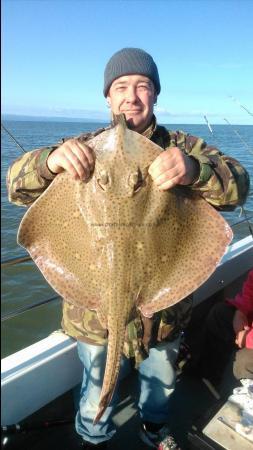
[{"x1": 8, "y1": 48, "x2": 249, "y2": 450}]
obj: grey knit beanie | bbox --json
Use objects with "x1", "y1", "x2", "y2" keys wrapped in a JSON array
[{"x1": 103, "y1": 48, "x2": 161, "y2": 97}]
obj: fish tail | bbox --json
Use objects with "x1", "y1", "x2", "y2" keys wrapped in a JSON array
[{"x1": 93, "y1": 314, "x2": 125, "y2": 425}]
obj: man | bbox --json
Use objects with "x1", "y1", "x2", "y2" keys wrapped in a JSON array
[{"x1": 7, "y1": 48, "x2": 249, "y2": 450}]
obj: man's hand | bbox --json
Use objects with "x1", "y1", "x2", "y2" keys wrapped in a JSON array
[
  {"x1": 148, "y1": 147, "x2": 199, "y2": 190},
  {"x1": 47, "y1": 139, "x2": 95, "y2": 181}
]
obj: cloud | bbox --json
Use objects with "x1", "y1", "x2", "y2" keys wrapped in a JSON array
[
  {"x1": 154, "y1": 106, "x2": 173, "y2": 116},
  {"x1": 3, "y1": 105, "x2": 109, "y2": 121},
  {"x1": 48, "y1": 107, "x2": 109, "y2": 120},
  {"x1": 155, "y1": 106, "x2": 220, "y2": 119}
]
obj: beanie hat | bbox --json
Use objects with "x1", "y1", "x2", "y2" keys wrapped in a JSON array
[{"x1": 103, "y1": 48, "x2": 161, "y2": 97}]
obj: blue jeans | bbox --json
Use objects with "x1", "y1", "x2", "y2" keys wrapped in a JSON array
[{"x1": 75, "y1": 336, "x2": 181, "y2": 444}]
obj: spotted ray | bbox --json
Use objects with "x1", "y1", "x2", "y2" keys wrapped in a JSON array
[{"x1": 17, "y1": 115, "x2": 233, "y2": 423}]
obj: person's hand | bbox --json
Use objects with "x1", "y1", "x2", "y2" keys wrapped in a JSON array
[
  {"x1": 47, "y1": 138, "x2": 95, "y2": 181},
  {"x1": 233, "y1": 310, "x2": 250, "y2": 348},
  {"x1": 148, "y1": 147, "x2": 200, "y2": 190},
  {"x1": 235, "y1": 329, "x2": 249, "y2": 348},
  {"x1": 233, "y1": 310, "x2": 249, "y2": 335}
]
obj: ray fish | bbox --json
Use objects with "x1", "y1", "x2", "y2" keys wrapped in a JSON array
[{"x1": 17, "y1": 115, "x2": 233, "y2": 423}]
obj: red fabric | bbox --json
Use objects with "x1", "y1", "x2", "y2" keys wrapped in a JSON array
[
  {"x1": 246, "y1": 329, "x2": 253, "y2": 349},
  {"x1": 226, "y1": 270, "x2": 253, "y2": 349}
]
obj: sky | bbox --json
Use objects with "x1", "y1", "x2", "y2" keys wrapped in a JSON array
[{"x1": 2, "y1": 0, "x2": 253, "y2": 124}]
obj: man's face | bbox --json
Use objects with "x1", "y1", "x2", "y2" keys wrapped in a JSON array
[{"x1": 107, "y1": 75, "x2": 157, "y2": 133}]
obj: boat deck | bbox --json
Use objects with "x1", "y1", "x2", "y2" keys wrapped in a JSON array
[{"x1": 2, "y1": 367, "x2": 232, "y2": 450}]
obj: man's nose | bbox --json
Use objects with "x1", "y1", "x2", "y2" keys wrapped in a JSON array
[{"x1": 125, "y1": 87, "x2": 138, "y2": 102}]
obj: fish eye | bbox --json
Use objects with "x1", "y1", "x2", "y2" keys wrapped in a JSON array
[{"x1": 97, "y1": 170, "x2": 109, "y2": 190}]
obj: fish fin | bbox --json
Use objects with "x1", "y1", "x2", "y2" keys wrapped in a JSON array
[
  {"x1": 137, "y1": 193, "x2": 232, "y2": 316},
  {"x1": 17, "y1": 172, "x2": 102, "y2": 309}
]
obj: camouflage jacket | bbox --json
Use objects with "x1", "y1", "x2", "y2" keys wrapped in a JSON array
[{"x1": 7, "y1": 117, "x2": 250, "y2": 365}]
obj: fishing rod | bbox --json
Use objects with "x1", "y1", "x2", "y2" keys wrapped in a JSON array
[
  {"x1": 1, "y1": 255, "x2": 31, "y2": 268},
  {"x1": 1, "y1": 418, "x2": 74, "y2": 448},
  {"x1": 1, "y1": 124, "x2": 62, "y2": 319},
  {"x1": 1, "y1": 125, "x2": 76, "y2": 441},
  {"x1": 203, "y1": 115, "x2": 253, "y2": 237},
  {"x1": 1, "y1": 123, "x2": 26, "y2": 153},
  {"x1": 223, "y1": 117, "x2": 253, "y2": 155},
  {"x1": 1, "y1": 295, "x2": 60, "y2": 322},
  {"x1": 228, "y1": 95, "x2": 253, "y2": 117},
  {"x1": 1, "y1": 418, "x2": 74, "y2": 435},
  {"x1": 3, "y1": 417, "x2": 75, "y2": 434},
  {"x1": 222, "y1": 114, "x2": 253, "y2": 237},
  {"x1": 203, "y1": 115, "x2": 213, "y2": 133}
]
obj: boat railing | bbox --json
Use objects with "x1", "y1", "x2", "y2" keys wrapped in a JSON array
[{"x1": 1, "y1": 215, "x2": 252, "y2": 323}]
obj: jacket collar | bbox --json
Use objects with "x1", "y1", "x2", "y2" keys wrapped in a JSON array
[{"x1": 141, "y1": 115, "x2": 157, "y2": 139}]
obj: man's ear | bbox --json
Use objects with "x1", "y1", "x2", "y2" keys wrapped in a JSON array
[{"x1": 107, "y1": 95, "x2": 111, "y2": 107}]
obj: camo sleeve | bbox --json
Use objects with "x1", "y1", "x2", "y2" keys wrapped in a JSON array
[
  {"x1": 174, "y1": 131, "x2": 250, "y2": 210},
  {"x1": 6, "y1": 146, "x2": 59, "y2": 206},
  {"x1": 7, "y1": 128, "x2": 107, "y2": 207}
]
